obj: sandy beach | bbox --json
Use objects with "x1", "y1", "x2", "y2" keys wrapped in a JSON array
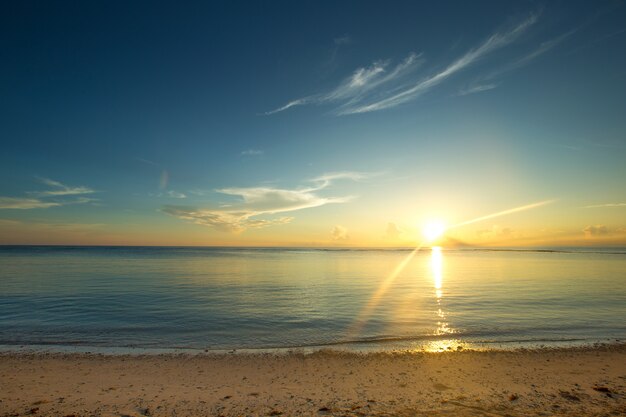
[{"x1": 1, "y1": 345, "x2": 624, "y2": 417}]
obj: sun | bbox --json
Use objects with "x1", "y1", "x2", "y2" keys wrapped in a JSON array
[{"x1": 422, "y1": 220, "x2": 446, "y2": 242}]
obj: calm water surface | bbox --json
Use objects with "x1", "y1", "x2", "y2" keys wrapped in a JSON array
[{"x1": 0, "y1": 246, "x2": 625, "y2": 352}]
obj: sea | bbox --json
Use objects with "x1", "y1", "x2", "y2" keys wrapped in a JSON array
[{"x1": 0, "y1": 246, "x2": 625, "y2": 353}]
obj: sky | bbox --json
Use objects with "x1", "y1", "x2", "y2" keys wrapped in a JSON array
[{"x1": 0, "y1": 0, "x2": 625, "y2": 247}]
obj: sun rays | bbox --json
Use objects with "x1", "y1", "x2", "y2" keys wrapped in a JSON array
[{"x1": 346, "y1": 199, "x2": 555, "y2": 342}]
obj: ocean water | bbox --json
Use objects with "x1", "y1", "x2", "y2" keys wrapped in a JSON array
[{"x1": 0, "y1": 246, "x2": 625, "y2": 352}]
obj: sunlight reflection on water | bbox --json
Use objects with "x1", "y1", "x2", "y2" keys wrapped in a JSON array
[
  {"x1": 431, "y1": 247, "x2": 453, "y2": 337},
  {"x1": 0, "y1": 246, "x2": 625, "y2": 351}
]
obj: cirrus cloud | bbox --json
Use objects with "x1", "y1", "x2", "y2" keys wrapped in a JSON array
[
  {"x1": 33, "y1": 177, "x2": 95, "y2": 196},
  {"x1": 0, "y1": 197, "x2": 62, "y2": 210},
  {"x1": 0, "y1": 178, "x2": 97, "y2": 210},
  {"x1": 266, "y1": 13, "x2": 549, "y2": 115},
  {"x1": 162, "y1": 172, "x2": 370, "y2": 233},
  {"x1": 265, "y1": 53, "x2": 424, "y2": 115}
]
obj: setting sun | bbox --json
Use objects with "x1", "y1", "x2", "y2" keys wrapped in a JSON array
[{"x1": 422, "y1": 220, "x2": 446, "y2": 242}]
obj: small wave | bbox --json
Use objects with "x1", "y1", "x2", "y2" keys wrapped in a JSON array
[{"x1": 0, "y1": 333, "x2": 600, "y2": 352}]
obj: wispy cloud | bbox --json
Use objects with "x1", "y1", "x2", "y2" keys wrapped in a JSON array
[
  {"x1": 458, "y1": 83, "x2": 498, "y2": 96},
  {"x1": 0, "y1": 197, "x2": 62, "y2": 210},
  {"x1": 265, "y1": 98, "x2": 315, "y2": 115},
  {"x1": 0, "y1": 178, "x2": 97, "y2": 210},
  {"x1": 345, "y1": 15, "x2": 538, "y2": 114},
  {"x1": 0, "y1": 196, "x2": 95, "y2": 209},
  {"x1": 136, "y1": 157, "x2": 161, "y2": 167},
  {"x1": 166, "y1": 190, "x2": 187, "y2": 199},
  {"x1": 334, "y1": 35, "x2": 352, "y2": 46},
  {"x1": 566, "y1": 28, "x2": 625, "y2": 56},
  {"x1": 584, "y1": 202, "x2": 626, "y2": 208},
  {"x1": 305, "y1": 171, "x2": 373, "y2": 191},
  {"x1": 241, "y1": 149, "x2": 264, "y2": 156},
  {"x1": 460, "y1": 27, "x2": 578, "y2": 95},
  {"x1": 161, "y1": 206, "x2": 294, "y2": 233},
  {"x1": 215, "y1": 186, "x2": 351, "y2": 213},
  {"x1": 267, "y1": 14, "x2": 539, "y2": 115},
  {"x1": 163, "y1": 172, "x2": 369, "y2": 233},
  {"x1": 265, "y1": 53, "x2": 425, "y2": 115},
  {"x1": 505, "y1": 29, "x2": 576, "y2": 69},
  {"x1": 34, "y1": 177, "x2": 95, "y2": 196},
  {"x1": 149, "y1": 190, "x2": 187, "y2": 199},
  {"x1": 325, "y1": 34, "x2": 354, "y2": 72}
]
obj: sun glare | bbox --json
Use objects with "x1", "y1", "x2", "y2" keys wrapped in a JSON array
[{"x1": 422, "y1": 220, "x2": 446, "y2": 242}]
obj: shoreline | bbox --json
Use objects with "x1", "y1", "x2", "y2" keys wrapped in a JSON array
[
  {"x1": 2, "y1": 344, "x2": 624, "y2": 416},
  {"x1": 0, "y1": 338, "x2": 623, "y2": 357}
]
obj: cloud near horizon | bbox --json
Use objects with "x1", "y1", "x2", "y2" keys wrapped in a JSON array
[
  {"x1": 583, "y1": 225, "x2": 609, "y2": 236},
  {"x1": 265, "y1": 13, "x2": 561, "y2": 115},
  {"x1": 331, "y1": 225, "x2": 349, "y2": 241},
  {"x1": 0, "y1": 197, "x2": 62, "y2": 210},
  {"x1": 163, "y1": 172, "x2": 370, "y2": 233},
  {"x1": 0, "y1": 178, "x2": 97, "y2": 210}
]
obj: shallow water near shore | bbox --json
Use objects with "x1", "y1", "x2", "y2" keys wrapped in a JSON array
[{"x1": 1, "y1": 246, "x2": 625, "y2": 352}]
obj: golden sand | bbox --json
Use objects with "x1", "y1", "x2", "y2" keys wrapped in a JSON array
[{"x1": 1, "y1": 345, "x2": 625, "y2": 416}]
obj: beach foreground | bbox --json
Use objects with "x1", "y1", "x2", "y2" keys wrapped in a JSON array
[{"x1": 1, "y1": 345, "x2": 625, "y2": 417}]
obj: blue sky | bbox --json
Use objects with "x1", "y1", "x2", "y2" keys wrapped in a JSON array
[{"x1": 1, "y1": 1, "x2": 625, "y2": 246}]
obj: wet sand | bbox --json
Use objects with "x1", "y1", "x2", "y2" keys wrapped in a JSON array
[{"x1": 1, "y1": 345, "x2": 625, "y2": 417}]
